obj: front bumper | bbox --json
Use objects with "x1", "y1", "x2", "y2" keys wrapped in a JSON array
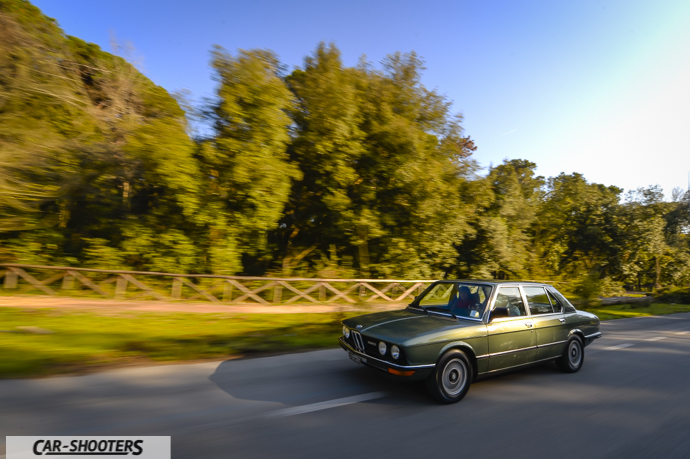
[
  {"x1": 584, "y1": 331, "x2": 602, "y2": 347},
  {"x1": 338, "y1": 337, "x2": 435, "y2": 380}
]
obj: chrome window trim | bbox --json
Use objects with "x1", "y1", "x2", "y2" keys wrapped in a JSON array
[
  {"x1": 340, "y1": 338, "x2": 436, "y2": 370},
  {"x1": 461, "y1": 315, "x2": 484, "y2": 322}
]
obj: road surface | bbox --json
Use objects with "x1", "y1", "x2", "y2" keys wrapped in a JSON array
[{"x1": 2, "y1": 313, "x2": 690, "y2": 458}]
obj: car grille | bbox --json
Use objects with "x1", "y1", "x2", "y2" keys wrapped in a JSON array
[{"x1": 351, "y1": 331, "x2": 365, "y2": 353}]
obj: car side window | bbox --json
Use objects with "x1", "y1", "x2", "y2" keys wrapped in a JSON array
[
  {"x1": 546, "y1": 290, "x2": 563, "y2": 313},
  {"x1": 494, "y1": 287, "x2": 527, "y2": 317},
  {"x1": 548, "y1": 287, "x2": 577, "y2": 313},
  {"x1": 524, "y1": 286, "x2": 554, "y2": 315}
]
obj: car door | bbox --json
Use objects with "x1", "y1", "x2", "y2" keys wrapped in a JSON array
[
  {"x1": 523, "y1": 286, "x2": 568, "y2": 360},
  {"x1": 487, "y1": 286, "x2": 537, "y2": 371}
]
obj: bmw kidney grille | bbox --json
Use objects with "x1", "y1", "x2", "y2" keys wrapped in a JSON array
[{"x1": 351, "y1": 331, "x2": 365, "y2": 353}]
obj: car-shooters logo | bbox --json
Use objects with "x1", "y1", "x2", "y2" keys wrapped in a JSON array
[
  {"x1": 33, "y1": 439, "x2": 143, "y2": 455},
  {"x1": 6, "y1": 437, "x2": 171, "y2": 459}
]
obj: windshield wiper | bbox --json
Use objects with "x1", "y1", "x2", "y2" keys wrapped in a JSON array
[{"x1": 424, "y1": 307, "x2": 458, "y2": 319}]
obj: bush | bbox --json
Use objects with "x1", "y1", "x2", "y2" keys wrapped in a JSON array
[
  {"x1": 655, "y1": 286, "x2": 690, "y2": 304},
  {"x1": 573, "y1": 274, "x2": 625, "y2": 307}
]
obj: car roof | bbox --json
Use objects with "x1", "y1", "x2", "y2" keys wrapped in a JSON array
[{"x1": 436, "y1": 279, "x2": 552, "y2": 286}]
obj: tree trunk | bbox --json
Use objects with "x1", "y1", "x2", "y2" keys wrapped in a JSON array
[
  {"x1": 357, "y1": 226, "x2": 370, "y2": 278},
  {"x1": 654, "y1": 256, "x2": 662, "y2": 290}
]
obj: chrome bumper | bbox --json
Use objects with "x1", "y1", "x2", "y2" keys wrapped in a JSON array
[{"x1": 584, "y1": 331, "x2": 602, "y2": 346}]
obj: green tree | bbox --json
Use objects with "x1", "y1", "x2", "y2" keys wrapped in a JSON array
[
  {"x1": 200, "y1": 47, "x2": 301, "y2": 274},
  {"x1": 618, "y1": 187, "x2": 681, "y2": 290},
  {"x1": 457, "y1": 160, "x2": 543, "y2": 279},
  {"x1": 0, "y1": 0, "x2": 201, "y2": 272},
  {"x1": 280, "y1": 44, "x2": 475, "y2": 278},
  {"x1": 535, "y1": 173, "x2": 621, "y2": 283}
]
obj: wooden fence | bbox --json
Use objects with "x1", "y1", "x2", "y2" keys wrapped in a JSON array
[{"x1": 0, "y1": 264, "x2": 435, "y2": 305}]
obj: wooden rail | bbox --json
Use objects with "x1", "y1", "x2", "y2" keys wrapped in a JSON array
[{"x1": 0, "y1": 264, "x2": 435, "y2": 305}]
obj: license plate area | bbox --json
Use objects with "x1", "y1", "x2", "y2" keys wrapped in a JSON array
[{"x1": 348, "y1": 351, "x2": 365, "y2": 364}]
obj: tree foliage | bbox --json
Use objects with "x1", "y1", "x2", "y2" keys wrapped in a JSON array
[{"x1": 0, "y1": 1, "x2": 688, "y2": 293}]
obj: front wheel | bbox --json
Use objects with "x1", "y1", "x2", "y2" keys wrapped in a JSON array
[
  {"x1": 556, "y1": 335, "x2": 584, "y2": 373},
  {"x1": 425, "y1": 350, "x2": 472, "y2": 404}
]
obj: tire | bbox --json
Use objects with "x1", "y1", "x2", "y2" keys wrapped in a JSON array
[
  {"x1": 556, "y1": 335, "x2": 584, "y2": 373},
  {"x1": 425, "y1": 350, "x2": 473, "y2": 404}
]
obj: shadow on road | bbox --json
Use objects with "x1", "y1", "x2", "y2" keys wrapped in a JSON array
[
  {"x1": 206, "y1": 349, "x2": 577, "y2": 409},
  {"x1": 207, "y1": 351, "x2": 433, "y2": 406}
]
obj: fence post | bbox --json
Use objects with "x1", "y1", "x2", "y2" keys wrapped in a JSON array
[
  {"x1": 222, "y1": 281, "x2": 234, "y2": 303},
  {"x1": 115, "y1": 275, "x2": 128, "y2": 300},
  {"x1": 171, "y1": 278, "x2": 182, "y2": 300},
  {"x1": 62, "y1": 274, "x2": 75, "y2": 290},
  {"x1": 4, "y1": 269, "x2": 17, "y2": 289},
  {"x1": 319, "y1": 282, "x2": 326, "y2": 301},
  {"x1": 273, "y1": 284, "x2": 282, "y2": 303}
]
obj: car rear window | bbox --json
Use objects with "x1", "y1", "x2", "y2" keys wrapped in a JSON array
[
  {"x1": 548, "y1": 287, "x2": 576, "y2": 313},
  {"x1": 546, "y1": 290, "x2": 563, "y2": 313}
]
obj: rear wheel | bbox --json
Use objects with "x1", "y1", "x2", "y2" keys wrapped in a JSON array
[
  {"x1": 556, "y1": 335, "x2": 584, "y2": 373},
  {"x1": 425, "y1": 350, "x2": 472, "y2": 404}
]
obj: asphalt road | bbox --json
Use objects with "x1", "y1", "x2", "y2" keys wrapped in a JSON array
[{"x1": 2, "y1": 313, "x2": 690, "y2": 459}]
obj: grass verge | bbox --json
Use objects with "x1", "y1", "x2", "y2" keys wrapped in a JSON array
[
  {"x1": 2, "y1": 303, "x2": 689, "y2": 379},
  {"x1": 580, "y1": 303, "x2": 690, "y2": 320},
  {"x1": 0, "y1": 308, "x2": 360, "y2": 379}
]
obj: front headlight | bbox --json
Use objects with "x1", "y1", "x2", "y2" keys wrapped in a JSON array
[
  {"x1": 391, "y1": 345, "x2": 400, "y2": 359},
  {"x1": 343, "y1": 326, "x2": 350, "y2": 338},
  {"x1": 378, "y1": 341, "x2": 387, "y2": 355}
]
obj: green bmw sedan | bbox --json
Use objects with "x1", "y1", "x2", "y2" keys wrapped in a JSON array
[{"x1": 339, "y1": 280, "x2": 601, "y2": 404}]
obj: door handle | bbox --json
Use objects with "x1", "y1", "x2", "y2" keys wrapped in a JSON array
[
  {"x1": 525, "y1": 322, "x2": 533, "y2": 328},
  {"x1": 559, "y1": 318, "x2": 566, "y2": 324}
]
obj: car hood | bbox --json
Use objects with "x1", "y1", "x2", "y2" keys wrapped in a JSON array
[{"x1": 343, "y1": 309, "x2": 483, "y2": 345}]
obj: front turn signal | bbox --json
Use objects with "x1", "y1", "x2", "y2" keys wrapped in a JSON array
[{"x1": 388, "y1": 368, "x2": 415, "y2": 376}]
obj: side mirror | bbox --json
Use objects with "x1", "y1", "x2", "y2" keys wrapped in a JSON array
[{"x1": 489, "y1": 307, "x2": 509, "y2": 322}]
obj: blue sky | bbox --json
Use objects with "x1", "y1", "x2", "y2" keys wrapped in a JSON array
[{"x1": 33, "y1": 0, "x2": 690, "y2": 199}]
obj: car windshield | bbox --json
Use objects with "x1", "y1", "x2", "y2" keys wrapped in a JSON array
[{"x1": 416, "y1": 282, "x2": 493, "y2": 320}]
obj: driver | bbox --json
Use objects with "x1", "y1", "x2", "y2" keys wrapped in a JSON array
[{"x1": 449, "y1": 286, "x2": 474, "y2": 313}]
